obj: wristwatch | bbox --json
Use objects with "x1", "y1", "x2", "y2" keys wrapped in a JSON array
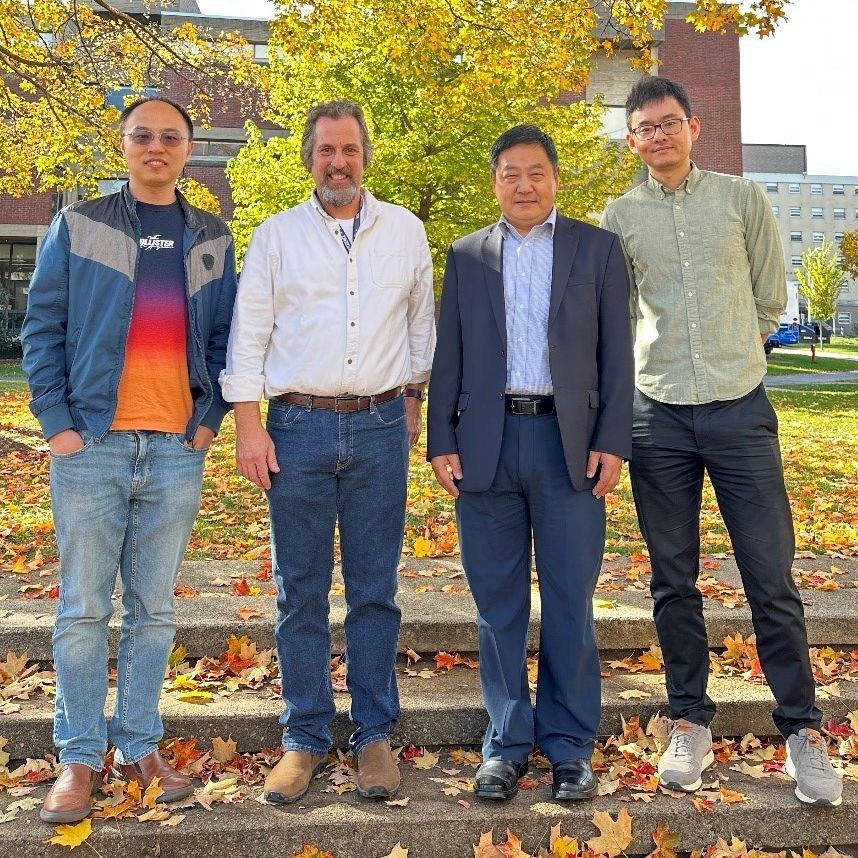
[{"x1": 404, "y1": 387, "x2": 425, "y2": 401}]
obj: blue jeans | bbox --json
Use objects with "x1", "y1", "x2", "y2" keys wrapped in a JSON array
[
  {"x1": 49, "y1": 430, "x2": 206, "y2": 770},
  {"x1": 266, "y1": 396, "x2": 408, "y2": 754}
]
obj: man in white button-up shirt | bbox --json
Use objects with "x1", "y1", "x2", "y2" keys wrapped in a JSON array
[{"x1": 220, "y1": 100, "x2": 435, "y2": 805}]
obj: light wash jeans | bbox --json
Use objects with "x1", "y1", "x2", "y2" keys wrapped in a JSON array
[
  {"x1": 49, "y1": 430, "x2": 206, "y2": 770},
  {"x1": 266, "y1": 395, "x2": 408, "y2": 755}
]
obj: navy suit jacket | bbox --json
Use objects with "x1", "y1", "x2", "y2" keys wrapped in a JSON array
[{"x1": 427, "y1": 213, "x2": 633, "y2": 493}]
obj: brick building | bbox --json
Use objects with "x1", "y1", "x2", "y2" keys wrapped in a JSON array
[{"x1": 0, "y1": 1, "x2": 743, "y2": 337}]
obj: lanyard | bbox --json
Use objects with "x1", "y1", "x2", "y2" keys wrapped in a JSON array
[{"x1": 338, "y1": 205, "x2": 361, "y2": 253}]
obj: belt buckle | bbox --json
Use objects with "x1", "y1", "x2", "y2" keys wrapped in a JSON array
[{"x1": 510, "y1": 397, "x2": 537, "y2": 415}]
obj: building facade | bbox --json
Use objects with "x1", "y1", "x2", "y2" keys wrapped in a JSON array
[{"x1": 744, "y1": 143, "x2": 858, "y2": 334}]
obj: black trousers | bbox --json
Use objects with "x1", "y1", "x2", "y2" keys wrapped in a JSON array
[{"x1": 629, "y1": 384, "x2": 821, "y2": 738}]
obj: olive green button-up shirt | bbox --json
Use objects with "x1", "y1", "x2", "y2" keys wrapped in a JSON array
[{"x1": 600, "y1": 165, "x2": 786, "y2": 405}]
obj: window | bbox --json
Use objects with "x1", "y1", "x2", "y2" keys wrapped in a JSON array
[
  {"x1": 813, "y1": 232, "x2": 824, "y2": 244},
  {"x1": 790, "y1": 231, "x2": 802, "y2": 242},
  {"x1": 105, "y1": 86, "x2": 158, "y2": 111},
  {"x1": 790, "y1": 255, "x2": 803, "y2": 266},
  {"x1": 811, "y1": 184, "x2": 823, "y2": 194},
  {"x1": 790, "y1": 206, "x2": 801, "y2": 217},
  {"x1": 833, "y1": 185, "x2": 845, "y2": 195},
  {"x1": 789, "y1": 183, "x2": 800, "y2": 193},
  {"x1": 834, "y1": 208, "x2": 846, "y2": 219},
  {"x1": 772, "y1": 205, "x2": 780, "y2": 215},
  {"x1": 0, "y1": 241, "x2": 38, "y2": 334},
  {"x1": 765, "y1": 182, "x2": 778, "y2": 193},
  {"x1": 835, "y1": 233, "x2": 844, "y2": 243},
  {"x1": 811, "y1": 207, "x2": 824, "y2": 218}
]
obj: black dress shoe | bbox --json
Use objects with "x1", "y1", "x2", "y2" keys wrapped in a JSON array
[
  {"x1": 474, "y1": 759, "x2": 528, "y2": 800},
  {"x1": 552, "y1": 758, "x2": 598, "y2": 801}
]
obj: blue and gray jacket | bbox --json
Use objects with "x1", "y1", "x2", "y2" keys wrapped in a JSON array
[{"x1": 22, "y1": 184, "x2": 238, "y2": 441}]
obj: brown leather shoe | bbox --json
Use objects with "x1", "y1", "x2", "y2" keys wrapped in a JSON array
[
  {"x1": 263, "y1": 751, "x2": 327, "y2": 804},
  {"x1": 356, "y1": 739, "x2": 400, "y2": 799},
  {"x1": 40, "y1": 763, "x2": 103, "y2": 824},
  {"x1": 115, "y1": 750, "x2": 194, "y2": 803}
]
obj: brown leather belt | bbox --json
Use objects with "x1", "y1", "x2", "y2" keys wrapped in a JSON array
[{"x1": 273, "y1": 386, "x2": 401, "y2": 413}]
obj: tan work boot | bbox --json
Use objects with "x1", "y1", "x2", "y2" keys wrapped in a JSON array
[
  {"x1": 263, "y1": 751, "x2": 327, "y2": 804},
  {"x1": 356, "y1": 739, "x2": 400, "y2": 799},
  {"x1": 40, "y1": 763, "x2": 103, "y2": 824}
]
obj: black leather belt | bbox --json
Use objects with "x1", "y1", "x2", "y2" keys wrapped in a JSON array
[
  {"x1": 505, "y1": 394, "x2": 555, "y2": 415},
  {"x1": 273, "y1": 387, "x2": 400, "y2": 413}
]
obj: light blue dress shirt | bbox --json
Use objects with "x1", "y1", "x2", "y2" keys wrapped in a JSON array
[{"x1": 499, "y1": 209, "x2": 556, "y2": 395}]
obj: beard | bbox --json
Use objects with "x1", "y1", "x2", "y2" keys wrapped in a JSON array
[{"x1": 317, "y1": 176, "x2": 358, "y2": 209}]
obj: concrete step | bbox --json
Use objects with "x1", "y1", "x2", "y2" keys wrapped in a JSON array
[
  {"x1": 5, "y1": 659, "x2": 858, "y2": 759},
  {"x1": 2, "y1": 556, "x2": 857, "y2": 660},
  {"x1": 2, "y1": 759, "x2": 856, "y2": 857}
]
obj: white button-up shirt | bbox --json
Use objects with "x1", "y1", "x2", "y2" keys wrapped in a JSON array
[{"x1": 220, "y1": 189, "x2": 436, "y2": 401}]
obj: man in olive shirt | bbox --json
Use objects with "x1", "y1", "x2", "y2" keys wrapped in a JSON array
[{"x1": 601, "y1": 76, "x2": 841, "y2": 808}]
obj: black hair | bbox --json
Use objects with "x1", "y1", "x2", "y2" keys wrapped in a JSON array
[
  {"x1": 119, "y1": 95, "x2": 194, "y2": 139},
  {"x1": 489, "y1": 125, "x2": 558, "y2": 172},
  {"x1": 625, "y1": 76, "x2": 692, "y2": 129}
]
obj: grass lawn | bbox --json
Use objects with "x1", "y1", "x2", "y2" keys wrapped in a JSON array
[
  {"x1": 0, "y1": 359, "x2": 25, "y2": 379},
  {"x1": 766, "y1": 349, "x2": 858, "y2": 375},
  {"x1": 1, "y1": 382, "x2": 855, "y2": 571},
  {"x1": 827, "y1": 335, "x2": 858, "y2": 356}
]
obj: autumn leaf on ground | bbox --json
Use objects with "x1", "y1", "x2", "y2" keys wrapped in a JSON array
[
  {"x1": 412, "y1": 750, "x2": 440, "y2": 770},
  {"x1": 238, "y1": 607, "x2": 265, "y2": 620},
  {"x1": 378, "y1": 844, "x2": 409, "y2": 858},
  {"x1": 292, "y1": 847, "x2": 335, "y2": 858},
  {"x1": 176, "y1": 690, "x2": 214, "y2": 704},
  {"x1": 434, "y1": 651, "x2": 456, "y2": 671},
  {"x1": 549, "y1": 822, "x2": 579, "y2": 857},
  {"x1": 211, "y1": 736, "x2": 238, "y2": 763},
  {"x1": 46, "y1": 818, "x2": 92, "y2": 849},
  {"x1": 473, "y1": 829, "x2": 528, "y2": 857},
  {"x1": 586, "y1": 808, "x2": 633, "y2": 858},
  {"x1": 618, "y1": 689, "x2": 651, "y2": 700},
  {"x1": 646, "y1": 821, "x2": 681, "y2": 858},
  {"x1": 403, "y1": 646, "x2": 421, "y2": 665},
  {"x1": 384, "y1": 797, "x2": 410, "y2": 808},
  {"x1": 719, "y1": 785, "x2": 747, "y2": 804},
  {"x1": 143, "y1": 776, "x2": 164, "y2": 808}
]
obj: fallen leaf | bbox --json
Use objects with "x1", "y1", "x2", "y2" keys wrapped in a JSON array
[
  {"x1": 379, "y1": 844, "x2": 409, "y2": 858},
  {"x1": 46, "y1": 818, "x2": 92, "y2": 849},
  {"x1": 211, "y1": 736, "x2": 238, "y2": 763},
  {"x1": 618, "y1": 689, "x2": 651, "y2": 700},
  {"x1": 586, "y1": 808, "x2": 633, "y2": 858}
]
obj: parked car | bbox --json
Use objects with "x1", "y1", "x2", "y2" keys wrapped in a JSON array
[{"x1": 765, "y1": 323, "x2": 799, "y2": 354}]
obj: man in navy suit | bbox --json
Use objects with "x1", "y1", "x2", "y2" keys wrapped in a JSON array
[{"x1": 427, "y1": 125, "x2": 633, "y2": 802}]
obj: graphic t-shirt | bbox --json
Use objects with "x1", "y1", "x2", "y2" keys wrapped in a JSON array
[{"x1": 111, "y1": 200, "x2": 193, "y2": 433}]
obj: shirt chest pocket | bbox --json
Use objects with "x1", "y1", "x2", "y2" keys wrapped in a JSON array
[
  {"x1": 703, "y1": 219, "x2": 748, "y2": 272},
  {"x1": 370, "y1": 254, "x2": 412, "y2": 289}
]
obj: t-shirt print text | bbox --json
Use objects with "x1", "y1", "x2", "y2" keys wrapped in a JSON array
[{"x1": 139, "y1": 234, "x2": 175, "y2": 251}]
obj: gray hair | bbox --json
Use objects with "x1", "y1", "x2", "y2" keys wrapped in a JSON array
[{"x1": 300, "y1": 100, "x2": 373, "y2": 169}]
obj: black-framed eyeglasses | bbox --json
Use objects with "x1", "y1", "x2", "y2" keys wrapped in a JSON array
[
  {"x1": 122, "y1": 129, "x2": 189, "y2": 148},
  {"x1": 630, "y1": 117, "x2": 690, "y2": 141}
]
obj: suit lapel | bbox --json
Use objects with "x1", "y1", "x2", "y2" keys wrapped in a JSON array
[
  {"x1": 481, "y1": 226, "x2": 507, "y2": 349},
  {"x1": 549, "y1": 214, "x2": 579, "y2": 327}
]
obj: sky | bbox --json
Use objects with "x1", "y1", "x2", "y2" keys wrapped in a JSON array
[
  {"x1": 740, "y1": 0, "x2": 858, "y2": 177},
  {"x1": 196, "y1": 0, "x2": 857, "y2": 177}
]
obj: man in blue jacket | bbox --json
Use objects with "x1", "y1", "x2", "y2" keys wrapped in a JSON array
[{"x1": 22, "y1": 96, "x2": 237, "y2": 823}]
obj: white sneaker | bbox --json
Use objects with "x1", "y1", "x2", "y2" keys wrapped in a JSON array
[
  {"x1": 658, "y1": 719, "x2": 714, "y2": 792},
  {"x1": 785, "y1": 728, "x2": 843, "y2": 807}
]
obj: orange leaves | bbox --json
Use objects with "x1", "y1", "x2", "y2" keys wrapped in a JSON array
[
  {"x1": 474, "y1": 829, "x2": 529, "y2": 858},
  {"x1": 585, "y1": 808, "x2": 634, "y2": 858},
  {"x1": 292, "y1": 846, "x2": 335, "y2": 858},
  {"x1": 647, "y1": 822, "x2": 681, "y2": 858}
]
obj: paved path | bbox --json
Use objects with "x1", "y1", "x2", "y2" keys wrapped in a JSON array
[{"x1": 765, "y1": 370, "x2": 858, "y2": 386}]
